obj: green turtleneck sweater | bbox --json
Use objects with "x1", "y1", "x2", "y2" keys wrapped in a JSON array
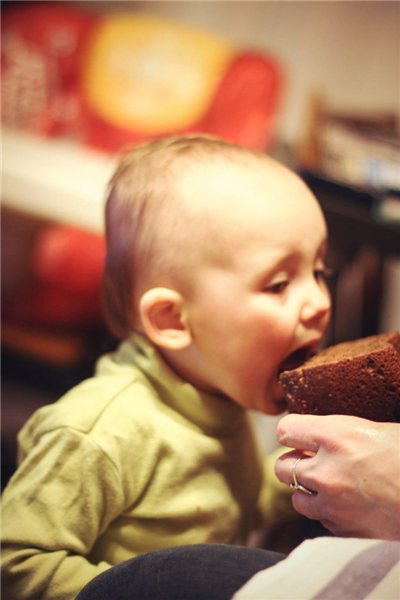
[{"x1": 1, "y1": 334, "x2": 291, "y2": 600}]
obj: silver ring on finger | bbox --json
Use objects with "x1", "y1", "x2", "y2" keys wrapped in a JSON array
[{"x1": 289, "y1": 457, "x2": 316, "y2": 496}]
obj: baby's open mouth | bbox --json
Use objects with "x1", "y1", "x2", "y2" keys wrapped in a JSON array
[{"x1": 278, "y1": 346, "x2": 316, "y2": 375}]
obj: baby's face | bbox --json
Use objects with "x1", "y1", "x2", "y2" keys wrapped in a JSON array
[{"x1": 169, "y1": 159, "x2": 331, "y2": 414}]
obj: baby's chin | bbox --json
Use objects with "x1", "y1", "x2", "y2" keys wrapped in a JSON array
[
  {"x1": 254, "y1": 381, "x2": 288, "y2": 415},
  {"x1": 225, "y1": 378, "x2": 288, "y2": 414},
  {"x1": 269, "y1": 380, "x2": 288, "y2": 415}
]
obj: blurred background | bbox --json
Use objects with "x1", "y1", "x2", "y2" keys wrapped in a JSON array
[{"x1": 2, "y1": 1, "x2": 400, "y2": 488}]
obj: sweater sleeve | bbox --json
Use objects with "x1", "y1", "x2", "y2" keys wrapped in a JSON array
[{"x1": 1, "y1": 427, "x2": 126, "y2": 600}]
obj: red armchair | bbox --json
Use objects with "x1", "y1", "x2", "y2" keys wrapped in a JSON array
[{"x1": 2, "y1": 3, "x2": 283, "y2": 334}]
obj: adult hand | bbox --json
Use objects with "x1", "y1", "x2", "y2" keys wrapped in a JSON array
[{"x1": 275, "y1": 413, "x2": 400, "y2": 540}]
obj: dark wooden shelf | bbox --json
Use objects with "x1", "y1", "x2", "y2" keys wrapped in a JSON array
[{"x1": 300, "y1": 171, "x2": 399, "y2": 341}]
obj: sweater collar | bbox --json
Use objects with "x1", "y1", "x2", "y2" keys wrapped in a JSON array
[{"x1": 124, "y1": 333, "x2": 245, "y2": 436}]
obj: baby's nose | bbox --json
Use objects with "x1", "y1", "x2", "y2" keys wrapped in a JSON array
[{"x1": 300, "y1": 283, "x2": 331, "y2": 324}]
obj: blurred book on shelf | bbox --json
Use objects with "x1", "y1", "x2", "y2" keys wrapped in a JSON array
[{"x1": 297, "y1": 93, "x2": 400, "y2": 227}]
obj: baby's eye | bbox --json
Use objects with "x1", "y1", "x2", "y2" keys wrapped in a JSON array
[
  {"x1": 265, "y1": 280, "x2": 289, "y2": 294},
  {"x1": 314, "y1": 266, "x2": 333, "y2": 283}
]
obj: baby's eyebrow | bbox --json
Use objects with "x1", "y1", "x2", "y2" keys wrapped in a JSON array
[
  {"x1": 255, "y1": 234, "x2": 329, "y2": 277},
  {"x1": 255, "y1": 253, "x2": 298, "y2": 282},
  {"x1": 317, "y1": 238, "x2": 329, "y2": 258}
]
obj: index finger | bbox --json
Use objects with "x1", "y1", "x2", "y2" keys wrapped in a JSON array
[{"x1": 276, "y1": 413, "x2": 326, "y2": 452}]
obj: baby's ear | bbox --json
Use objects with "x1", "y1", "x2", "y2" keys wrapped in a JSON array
[{"x1": 139, "y1": 288, "x2": 192, "y2": 350}]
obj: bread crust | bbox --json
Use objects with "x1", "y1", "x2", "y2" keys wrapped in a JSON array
[{"x1": 279, "y1": 333, "x2": 400, "y2": 422}]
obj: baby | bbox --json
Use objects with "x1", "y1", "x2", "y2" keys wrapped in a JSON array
[{"x1": 2, "y1": 135, "x2": 331, "y2": 599}]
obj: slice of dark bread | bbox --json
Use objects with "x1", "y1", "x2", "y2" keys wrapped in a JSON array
[{"x1": 279, "y1": 332, "x2": 400, "y2": 422}]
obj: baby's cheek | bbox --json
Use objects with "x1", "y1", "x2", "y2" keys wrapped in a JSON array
[{"x1": 265, "y1": 313, "x2": 296, "y2": 348}]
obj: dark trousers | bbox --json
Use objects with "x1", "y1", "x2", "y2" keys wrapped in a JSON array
[{"x1": 76, "y1": 544, "x2": 285, "y2": 600}]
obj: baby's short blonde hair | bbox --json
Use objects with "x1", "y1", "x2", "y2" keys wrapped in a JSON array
[{"x1": 103, "y1": 135, "x2": 268, "y2": 339}]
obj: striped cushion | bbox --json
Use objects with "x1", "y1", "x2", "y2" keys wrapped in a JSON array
[{"x1": 234, "y1": 537, "x2": 400, "y2": 599}]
